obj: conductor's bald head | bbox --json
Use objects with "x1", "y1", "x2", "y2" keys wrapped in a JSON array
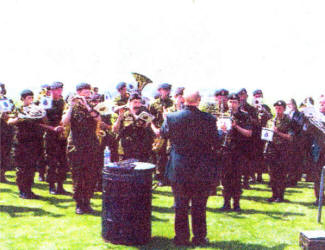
[{"x1": 184, "y1": 90, "x2": 201, "y2": 106}]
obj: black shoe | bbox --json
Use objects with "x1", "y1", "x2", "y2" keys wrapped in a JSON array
[
  {"x1": 267, "y1": 197, "x2": 276, "y2": 202},
  {"x1": 75, "y1": 206, "x2": 84, "y2": 215},
  {"x1": 83, "y1": 204, "x2": 94, "y2": 214},
  {"x1": 219, "y1": 204, "x2": 231, "y2": 211},
  {"x1": 56, "y1": 187, "x2": 70, "y2": 195},
  {"x1": 19, "y1": 192, "x2": 28, "y2": 199},
  {"x1": 26, "y1": 192, "x2": 40, "y2": 199},
  {"x1": 49, "y1": 184, "x2": 57, "y2": 195},
  {"x1": 173, "y1": 238, "x2": 190, "y2": 246},
  {"x1": 275, "y1": 198, "x2": 284, "y2": 203},
  {"x1": 233, "y1": 206, "x2": 241, "y2": 212},
  {"x1": 192, "y1": 237, "x2": 209, "y2": 246}
]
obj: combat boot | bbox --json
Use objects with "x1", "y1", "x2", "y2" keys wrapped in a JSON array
[
  {"x1": 219, "y1": 197, "x2": 231, "y2": 211},
  {"x1": 56, "y1": 182, "x2": 69, "y2": 195},
  {"x1": 49, "y1": 183, "x2": 56, "y2": 194}
]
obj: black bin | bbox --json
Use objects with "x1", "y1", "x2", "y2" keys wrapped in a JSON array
[{"x1": 102, "y1": 161, "x2": 155, "y2": 245}]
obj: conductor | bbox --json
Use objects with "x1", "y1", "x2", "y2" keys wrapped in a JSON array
[{"x1": 159, "y1": 90, "x2": 219, "y2": 246}]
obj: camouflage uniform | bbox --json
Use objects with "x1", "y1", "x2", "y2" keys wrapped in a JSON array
[
  {"x1": 264, "y1": 114, "x2": 293, "y2": 201},
  {"x1": 45, "y1": 98, "x2": 68, "y2": 189},
  {"x1": 67, "y1": 103, "x2": 99, "y2": 208},
  {"x1": 149, "y1": 97, "x2": 174, "y2": 183},
  {"x1": 0, "y1": 97, "x2": 14, "y2": 182},
  {"x1": 14, "y1": 108, "x2": 44, "y2": 196},
  {"x1": 239, "y1": 102, "x2": 258, "y2": 187},
  {"x1": 117, "y1": 109, "x2": 154, "y2": 162},
  {"x1": 220, "y1": 109, "x2": 252, "y2": 210},
  {"x1": 113, "y1": 93, "x2": 130, "y2": 107}
]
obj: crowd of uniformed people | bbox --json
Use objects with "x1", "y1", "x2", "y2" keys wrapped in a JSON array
[{"x1": 1, "y1": 80, "x2": 325, "y2": 240}]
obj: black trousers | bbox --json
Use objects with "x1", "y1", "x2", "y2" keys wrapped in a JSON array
[
  {"x1": 46, "y1": 137, "x2": 68, "y2": 184},
  {"x1": 172, "y1": 183, "x2": 210, "y2": 242}
]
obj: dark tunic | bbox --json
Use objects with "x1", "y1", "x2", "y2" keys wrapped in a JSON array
[
  {"x1": 118, "y1": 110, "x2": 154, "y2": 162},
  {"x1": 221, "y1": 110, "x2": 252, "y2": 197},
  {"x1": 67, "y1": 102, "x2": 99, "y2": 202},
  {"x1": 45, "y1": 98, "x2": 68, "y2": 183}
]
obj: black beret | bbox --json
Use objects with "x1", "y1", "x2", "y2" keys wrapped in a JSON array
[
  {"x1": 21, "y1": 89, "x2": 34, "y2": 99},
  {"x1": 175, "y1": 87, "x2": 185, "y2": 96},
  {"x1": 253, "y1": 89, "x2": 263, "y2": 96},
  {"x1": 228, "y1": 93, "x2": 240, "y2": 101},
  {"x1": 41, "y1": 84, "x2": 51, "y2": 90},
  {"x1": 274, "y1": 100, "x2": 286, "y2": 108},
  {"x1": 50, "y1": 81, "x2": 64, "y2": 90},
  {"x1": 154, "y1": 92, "x2": 161, "y2": 99},
  {"x1": 76, "y1": 83, "x2": 91, "y2": 91},
  {"x1": 215, "y1": 89, "x2": 229, "y2": 97},
  {"x1": 237, "y1": 88, "x2": 247, "y2": 95},
  {"x1": 158, "y1": 83, "x2": 172, "y2": 90},
  {"x1": 129, "y1": 92, "x2": 142, "y2": 102},
  {"x1": 116, "y1": 82, "x2": 127, "y2": 91}
]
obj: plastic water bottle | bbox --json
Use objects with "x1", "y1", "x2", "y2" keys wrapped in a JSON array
[{"x1": 104, "y1": 146, "x2": 111, "y2": 167}]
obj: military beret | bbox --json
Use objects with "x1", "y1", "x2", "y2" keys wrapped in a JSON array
[
  {"x1": 50, "y1": 81, "x2": 64, "y2": 90},
  {"x1": 237, "y1": 88, "x2": 247, "y2": 95},
  {"x1": 228, "y1": 93, "x2": 240, "y2": 101},
  {"x1": 175, "y1": 87, "x2": 185, "y2": 96},
  {"x1": 153, "y1": 92, "x2": 161, "y2": 99},
  {"x1": 273, "y1": 100, "x2": 286, "y2": 108},
  {"x1": 116, "y1": 82, "x2": 127, "y2": 91},
  {"x1": 21, "y1": 89, "x2": 34, "y2": 99},
  {"x1": 215, "y1": 89, "x2": 229, "y2": 97},
  {"x1": 129, "y1": 92, "x2": 142, "y2": 102},
  {"x1": 158, "y1": 83, "x2": 172, "y2": 90},
  {"x1": 253, "y1": 89, "x2": 263, "y2": 96},
  {"x1": 76, "y1": 82, "x2": 91, "y2": 91},
  {"x1": 41, "y1": 84, "x2": 51, "y2": 90}
]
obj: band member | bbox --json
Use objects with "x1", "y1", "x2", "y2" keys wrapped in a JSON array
[
  {"x1": 44, "y1": 82, "x2": 69, "y2": 195},
  {"x1": 160, "y1": 90, "x2": 218, "y2": 246},
  {"x1": 7, "y1": 90, "x2": 46, "y2": 199},
  {"x1": 90, "y1": 94, "x2": 119, "y2": 191},
  {"x1": 264, "y1": 100, "x2": 293, "y2": 202},
  {"x1": 200, "y1": 89, "x2": 229, "y2": 116},
  {"x1": 150, "y1": 83, "x2": 174, "y2": 186},
  {"x1": 251, "y1": 89, "x2": 272, "y2": 183},
  {"x1": 286, "y1": 98, "x2": 305, "y2": 187},
  {"x1": 220, "y1": 93, "x2": 252, "y2": 211},
  {"x1": 113, "y1": 82, "x2": 130, "y2": 107},
  {"x1": 35, "y1": 83, "x2": 52, "y2": 181},
  {"x1": 237, "y1": 88, "x2": 258, "y2": 188},
  {"x1": 62, "y1": 83, "x2": 101, "y2": 214},
  {"x1": 311, "y1": 97, "x2": 325, "y2": 205},
  {"x1": 174, "y1": 87, "x2": 185, "y2": 111},
  {"x1": 113, "y1": 92, "x2": 154, "y2": 162},
  {"x1": 0, "y1": 83, "x2": 14, "y2": 183}
]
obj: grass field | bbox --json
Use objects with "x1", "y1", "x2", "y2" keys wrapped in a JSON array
[{"x1": 0, "y1": 171, "x2": 324, "y2": 250}]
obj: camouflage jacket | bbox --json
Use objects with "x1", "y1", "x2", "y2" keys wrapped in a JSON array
[{"x1": 149, "y1": 97, "x2": 174, "y2": 128}]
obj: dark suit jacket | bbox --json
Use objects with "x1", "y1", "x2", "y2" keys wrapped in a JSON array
[{"x1": 160, "y1": 105, "x2": 219, "y2": 184}]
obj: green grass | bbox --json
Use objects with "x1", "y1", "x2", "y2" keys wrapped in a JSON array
[{"x1": 0, "y1": 171, "x2": 324, "y2": 250}]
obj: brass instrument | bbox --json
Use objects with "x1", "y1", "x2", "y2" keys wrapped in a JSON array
[
  {"x1": 131, "y1": 72, "x2": 153, "y2": 93},
  {"x1": 17, "y1": 103, "x2": 46, "y2": 120},
  {"x1": 301, "y1": 106, "x2": 325, "y2": 148}
]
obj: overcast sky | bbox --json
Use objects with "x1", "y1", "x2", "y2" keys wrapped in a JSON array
[{"x1": 1, "y1": 0, "x2": 325, "y2": 105}]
